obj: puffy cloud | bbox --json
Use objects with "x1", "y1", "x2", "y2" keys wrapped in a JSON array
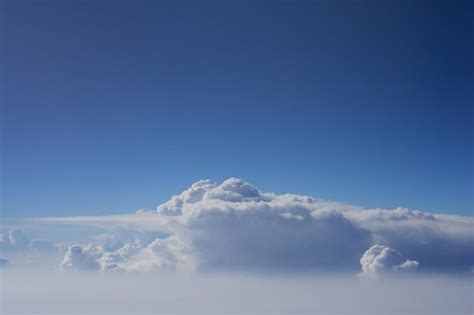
[
  {"x1": 344, "y1": 208, "x2": 474, "y2": 272},
  {"x1": 359, "y1": 245, "x2": 419, "y2": 279},
  {"x1": 149, "y1": 178, "x2": 473, "y2": 273},
  {"x1": 123, "y1": 236, "x2": 194, "y2": 272},
  {"x1": 60, "y1": 244, "x2": 105, "y2": 271},
  {"x1": 60, "y1": 243, "x2": 116, "y2": 272},
  {"x1": 14, "y1": 178, "x2": 474, "y2": 275},
  {"x1": 59, "y1": 239, "x2": 188, "y2": 273},
  {"x1": 98, "y1": 242, "x2": 141, "y2": 272},
  {"x1": 157, "y1": 179, "x2": 217, "y2": 215},
  {"x1": 153, "y1": 179, "x2": 372, "y2": 272},
  {"x1": 157, "y1": 178, "x2": 273, "y2": 216}
]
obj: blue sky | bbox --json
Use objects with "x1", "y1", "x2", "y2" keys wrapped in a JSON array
[{"x1": 1, "y1": 0, "x2": 473, "y2": 218}]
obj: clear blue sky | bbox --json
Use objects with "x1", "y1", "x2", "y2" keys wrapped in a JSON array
[{"x1": 1, "y1": 0, "x2": 473, "y2": 218}]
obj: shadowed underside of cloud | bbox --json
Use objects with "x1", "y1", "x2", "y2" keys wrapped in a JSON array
[{"x1": 5, "y1": 178, "x2": 474, "y2": 275}]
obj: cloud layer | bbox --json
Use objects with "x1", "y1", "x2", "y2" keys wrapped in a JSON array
[{"x1": 2, "y1": 178, "x2": 473, "y2": 276}]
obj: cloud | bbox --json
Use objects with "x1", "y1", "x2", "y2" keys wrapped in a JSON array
[
  {"x1": 98, "y1": 242, "x2": 141, "y2": 272},
  {"x1": 123, "y1": 236, "x2": 194, "y2": 272},
  {"x1": 0, "y1": 229, "x2": 62, "y2": 262},
  {"x1": 60, "y1": 244, "x2": 105, "y2": 271},
  {"x1": 146, "y1": 178, "x2": 472, "y2": 273},
  {"x1": 344, "y1": 208, "x2": 474, "y2": 272},
  {"x1": 359, "y1": 244, "x2": 419, "y2": 279},
  {"x1": 0, "y1": 230, "x2": 29, "y2": 250},
  {"x1": 152, "y1": 178, "x2": 371, "y2": 272},
  {"x1": 2, "y1": 269, "x2": 473, "y2": 314},
  {"x1": 10, "y1": 178, "x2": 474, "y2": 275}
]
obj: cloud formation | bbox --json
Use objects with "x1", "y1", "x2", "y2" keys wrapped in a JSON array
[
  {"x1": 359, "y1": 245, "x2": 419, "y2": 279},
  {"x1": 60, "y1": 244, "x2": 105, "y2": 271},
  {"x1": 0, "y1": 229, "x2": 58, "y2": 254},
  {"x1": 148, "y1": 178, "x2": 472, "y2": 274},
  {"x1": 0, "y1": 230, "x2": 29, "y2": 250},
  {"x1": 4, "y1": 178, "x2": 473, "y2": 275}
]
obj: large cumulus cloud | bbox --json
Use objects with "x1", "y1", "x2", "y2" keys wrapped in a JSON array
[
  {"x1": 155, "y1": 178, "x2": 371, "y2": 272},
  {"x1": 150, "y1": 178, "x2": 473, "y2": 273},
  {"x1": 27, "y1": 177, "x2": 472, "y2": 274}
]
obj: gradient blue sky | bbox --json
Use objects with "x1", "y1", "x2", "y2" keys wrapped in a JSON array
[{"x1": 1, "y1": 0, "x2": 473, "y2": 218}]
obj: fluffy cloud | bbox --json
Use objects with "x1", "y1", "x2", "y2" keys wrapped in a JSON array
[
  {"x1": 344, "y1": 208, "x2": 473, "y2": 272},
  {"x1": 154, "y1": 178, "x2": 371, "y2": 272},
  {"x1": 25, "y1": 178, "x2": 473, "y2": 274},
  {"x1": 98, "y1": 242, "x2": 141, "y2": 272},
  {"x1": 60, "y1": 244, "x2": 105, "y2": 271},
  {"x1": 148, "y1": 178, "x2": 473, "y2": 273},
  {"x1": 123, "y1": 236, "x2": 194, "y2": 272},
  {"x1": 359, "y1": 245, "x2": 419, "y2": 279}
]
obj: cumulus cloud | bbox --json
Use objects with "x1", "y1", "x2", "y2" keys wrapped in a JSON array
[
  {"x1": 98, "y1": 242, "x2": 141, "y2": 272},
  {"x1": 359, "y1": 245, "x2": 419, "y2": 279},
  {"x1": 60, "y1": 237, "x2": 194, "y2": 273},
  {"x1": 147, "y1": 178, "x2": 472, "y2": 274},
  {"x1": 60, "y1": 244, "x2": 105, "y2": 271},
  {"x1": 11, "y1": 178, "x2": 474, "y2": 275},
  {"x1": 153, "y1": 178, "x2": 371, "y2": 272},
  {"x1": 123, "y1": 236, "x2": 195, "y2": 272}
]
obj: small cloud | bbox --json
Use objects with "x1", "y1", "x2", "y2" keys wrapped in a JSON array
[{"x1": 359, "y1": 244, "x2": 419, "y2": 279}]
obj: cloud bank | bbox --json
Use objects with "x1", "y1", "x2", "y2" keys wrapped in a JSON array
[
  {"x1": 2, "y1": 178, "x2": 473, "y2": 276},
  {"x1": 2, "y1": 269, "x2": 473, "y2": 314}
]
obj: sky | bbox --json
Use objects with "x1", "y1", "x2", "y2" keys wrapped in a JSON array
[{"x1": 1, "y1": 0, "x2": 473, "y2": 219}]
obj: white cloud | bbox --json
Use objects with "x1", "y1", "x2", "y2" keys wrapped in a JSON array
[
  {"x1": 60, "y1": 244, "x2": 105, "y2": 271},
  {"x1": 98, "y1": 242, "x2": 141, "y2": 272},
  {"x1": 10, "y1": 178, "x2": 473, "y2": 275},
  {"x1": 359, "y1": 244, "x2": 419, "y2": 279},
  {"x1": 146, "y1": 178, "x2": 472, "y2": 273},
  {"x1": 123, "y1": 236, "x2": 195, "y2": 272}
]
